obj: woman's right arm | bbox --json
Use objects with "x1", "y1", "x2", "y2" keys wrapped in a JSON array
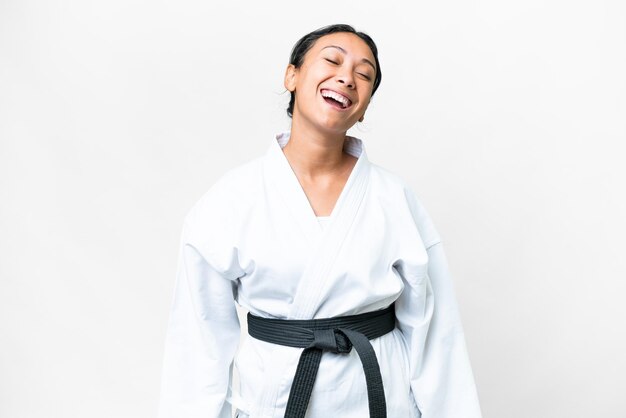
[{"x1": 157, "y1": 217, "x2": 241, "y2": 418}]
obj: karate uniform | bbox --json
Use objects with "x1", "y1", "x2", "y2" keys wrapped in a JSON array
[{"x1": 158, "y1": 132, "x2": 482, "y2": 418}]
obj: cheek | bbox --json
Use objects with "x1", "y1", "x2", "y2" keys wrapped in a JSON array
[
  {"x1": 299, "y1": 65, "x2": 331, "y2": 88},
  {"x1": 294, "y1": 85, "x2": 317, "y2": 107},
  {"x1": 296, "y1": 76, "x2": 323, "y2": 101}
]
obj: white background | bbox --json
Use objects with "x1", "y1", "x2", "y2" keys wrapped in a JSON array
[{"x1": 1, "y1": 1, "x2": 625, "y2": 417}]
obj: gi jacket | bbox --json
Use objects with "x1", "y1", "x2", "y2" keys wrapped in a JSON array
[{"x1": 158, "y1": 132, "x2": 483, "y2": 418}]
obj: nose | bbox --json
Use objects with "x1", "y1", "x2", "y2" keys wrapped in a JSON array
[{"x1": 336, "y1": 71, "x2": 355, "y2": 89}]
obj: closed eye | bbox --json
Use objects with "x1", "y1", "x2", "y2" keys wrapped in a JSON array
[{"x1": 325, "y1": 58, "x2": 372, "y2": 81}]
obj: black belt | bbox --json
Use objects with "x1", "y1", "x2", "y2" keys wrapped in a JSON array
[{"x1": 247, "y1": 304, "x2": 396, "y2": 418}]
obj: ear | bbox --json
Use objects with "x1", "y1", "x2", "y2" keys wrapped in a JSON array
[
  {"x1": 359, "y1": 96, "x2": 371, "y2": 122},
  {"x1": 284, "y1": 64, "x2": 297, "y2": 92}
]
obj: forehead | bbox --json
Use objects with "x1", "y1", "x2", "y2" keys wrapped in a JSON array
[{"x1": 309, "y1": 32, "x2": 376, "y2": 64}]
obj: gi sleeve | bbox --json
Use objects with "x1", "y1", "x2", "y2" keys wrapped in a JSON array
[
  {"x1": 157, "y1": 216, "x2": 241, "y2": 418},
  {"x1": 395, "y1": 189, "x2": 482, "y2": 418}
]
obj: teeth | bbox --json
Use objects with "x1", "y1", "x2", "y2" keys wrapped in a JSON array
[{"x1": 321, "y1": 89, "x2": 351, "y2": 108}]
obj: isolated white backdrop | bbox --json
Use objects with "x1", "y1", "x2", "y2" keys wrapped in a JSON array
[{"x1": 1, "y1": 0, "x2": 625, "y2": 417}]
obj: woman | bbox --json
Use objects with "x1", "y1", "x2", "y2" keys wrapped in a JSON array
[{"x1": 158, "y1": 24, "x2": 482, "y2": 418}]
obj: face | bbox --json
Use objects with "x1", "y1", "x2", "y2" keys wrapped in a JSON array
[{"x1": 284, "y1": 32, "x2": 377, "y2": 134}]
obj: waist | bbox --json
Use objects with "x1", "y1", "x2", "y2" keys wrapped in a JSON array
[
  {"x1": 246, "y1": 304, "x2": 396, "y2": 418},
  {"x1": 247, "y1": 304, "x2": 396, "y2": 351}
]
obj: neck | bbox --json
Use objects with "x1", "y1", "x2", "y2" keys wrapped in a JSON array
[{"x1": 282, "y1": 113, "x2": 349, "y2": 179}]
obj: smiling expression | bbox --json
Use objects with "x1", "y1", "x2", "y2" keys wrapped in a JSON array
[{"x1": 284, "y1": 32, "x2": 377, "y2": 134}]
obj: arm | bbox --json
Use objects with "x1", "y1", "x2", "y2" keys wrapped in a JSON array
[
  {"x1": 396, "y1": 241, "x2": 482, "y2": 418},
  {"x1": 158, "y1": 218, "x2": 241, "y2": 418}
]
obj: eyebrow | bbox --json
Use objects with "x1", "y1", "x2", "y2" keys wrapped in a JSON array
[{"x1": 320, "y1": 45, "x2": 376, "y2": 72}]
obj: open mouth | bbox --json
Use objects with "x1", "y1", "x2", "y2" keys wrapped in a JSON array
[{"x1": 320, "y1": 88, "x2": 353, "y2": 110}]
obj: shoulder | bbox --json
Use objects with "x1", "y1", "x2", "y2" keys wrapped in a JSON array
[
  {"x1": 369, "y1": 162, "x2": 442, "y2": 249},
  {"x1": 368, "y1": 162, "x2": 412, "y2": 191},
  {"x1": 183, "y1": 156, "x2": 263, "y2": 230}
]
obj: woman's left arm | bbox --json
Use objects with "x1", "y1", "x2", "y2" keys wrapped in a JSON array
[{"x1": 396, "y1": 240, "x2": 482, "y2": 418}]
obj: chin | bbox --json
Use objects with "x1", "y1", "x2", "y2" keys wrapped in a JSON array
[
  {"x1": 317, "y1": 119, "x2": 353, "y2": 134},
  {"x1": 318, "y1": 115, "x2": 356, "y2": 131}
]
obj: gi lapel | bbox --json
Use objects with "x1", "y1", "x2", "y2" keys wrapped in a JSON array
[
  {"x1": 258, "y1": 132, "x2": 371, "y2": 416},
  {"x1": 263, "y1": 131, "x2": 371, "y2": 320},
  {"x1": 263, "y1": 132, "x2": 323, "y2": 248}
]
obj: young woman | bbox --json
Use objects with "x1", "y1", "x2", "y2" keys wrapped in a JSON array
[{"x1": 158, "y1": 24, "x2": 482, "y2": 418}]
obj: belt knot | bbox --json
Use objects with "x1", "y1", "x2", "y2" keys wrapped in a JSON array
[
  {"x1": 247, "y1": 304, "x2": 396, "y2": 418},
  {"x1": 309, "y1": 328, "x2": 352, "y2": 354}
]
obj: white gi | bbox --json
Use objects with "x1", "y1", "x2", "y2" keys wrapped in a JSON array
[{"x1": 158, "y1": 132, "x2": 483, "y2": 418}]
